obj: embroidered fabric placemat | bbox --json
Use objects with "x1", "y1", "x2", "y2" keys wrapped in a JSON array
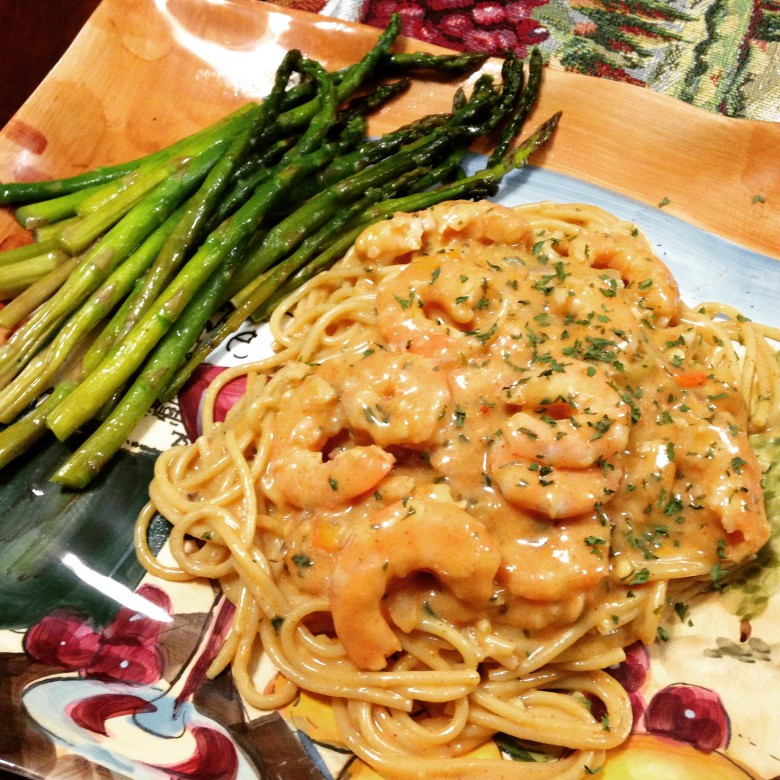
[{"x1": 268, "y1": 0, "x2": 780, "y2": 120}]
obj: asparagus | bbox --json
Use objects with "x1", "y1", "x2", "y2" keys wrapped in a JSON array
[
  {"x1": 82, "y1": 51, "x2": 302, "y2": 372},
  {"x1": 0, "y1": 104, "x2": 258, "y2": 205},
  {"x1": 284, "y1": 50, "x2": 487, "y2": 108},
  {"x1": 0, "y1": 211, "x2": 184, "y2": 423},
  {"x1": 333, "y1": 78, "x2": 410, "y2": 128},
  {"x1": 0, "y1": 383, "x2": 76, "y2": 470},
  {"x1": 382, "y1": 50, "x2": 488, "y2": 74},
  {"x1": 489, "y1": 47, "x2": 543, "y2": 165},
  {"x1": 0, "y1": 256, "x2": 80, "y2": 330},
  {"x1": 51, "y1": 244, "x2": 246, "y2": 488},
  {"x1": 0, "y1": 237, "x2": 59, "y2": 267},
  {"x1": 35, "y1": 217, "x2": 79, "y2": 243},
  {"x1": 285, "y1": 113, "x2": 448, "y2": 205},
  {"x1": 261, "y1": 14, "x2": 401, "y2": 141},
  {"x1": 0, "y1": 136, "x2": 229, "y2": 390},
  {"x1": 57, "y1": 116, "x2": 253, "y2": 256},
  {"x1": 45, "y1": 75, "x2": 346, "y2": 442},
  {"x1": 15, "y1": 185, "x2": 102, "y2": 229},
  {"x1": 0, "y1": 249, "x2": 70, "y2": 298}
]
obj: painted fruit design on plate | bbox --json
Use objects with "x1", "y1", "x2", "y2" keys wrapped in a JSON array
[{"x1": 22, "y1": 588, "x2": 252, "y2": 779}]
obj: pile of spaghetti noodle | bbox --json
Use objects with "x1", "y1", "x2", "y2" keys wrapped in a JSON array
[{"x1": 136, "y1": 200, "x2": 778, "y2": 778}]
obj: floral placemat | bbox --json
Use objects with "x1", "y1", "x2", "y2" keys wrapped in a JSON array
[{"x1": 266, "y1": 0, "x2": 780, "y2": 120}]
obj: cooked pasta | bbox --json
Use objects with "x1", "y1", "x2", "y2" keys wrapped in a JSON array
[{"x1": 135, "y1": 200, "x2": 776, "y2": 778}]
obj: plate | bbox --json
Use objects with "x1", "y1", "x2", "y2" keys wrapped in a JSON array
[{"x1": 0, "y1": 1, "x2": 778, "y2": 778}]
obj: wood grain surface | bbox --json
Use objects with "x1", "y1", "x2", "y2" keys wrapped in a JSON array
[{"x1": 0, "y1": 0, "x2": 777, "y2": 258}]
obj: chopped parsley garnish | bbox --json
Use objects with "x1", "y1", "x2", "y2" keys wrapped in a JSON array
[{"x1": 291, "y1": 554, "x2": 313, "y2": 569}]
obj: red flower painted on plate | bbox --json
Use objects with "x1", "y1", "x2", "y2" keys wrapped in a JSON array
[
  {"x1": 25, "y1": 585, "x2": 171, "y2": 685},
  {"x1": 155, "y1": 726, "x2": 239, "y2": 780},
  {"x1": 645, "y1": 683, "x2": 730, "y2": 752},
  {"x1": 25, "y1": 611, "x2": 102, "y2": 669},
  {"x1": 178, "y1": 364, "x2": 248, "y2": 442},
  {"x1": 361, "y1": 0, "x2": 550, "y2": 56},
  {"x1": 68, "y1": 693, "x2": 156, "y2": 736},
  {"x1": 85, "y1": 641, "x2": 164, "y2": 685},
  {"x1": 101, "y1": 583, "x2": 172, "y2": 646}
]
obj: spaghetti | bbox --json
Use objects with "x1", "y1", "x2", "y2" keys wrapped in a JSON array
[{"x1": 135, "y1": 200, "x2": 777, "y2": 778}]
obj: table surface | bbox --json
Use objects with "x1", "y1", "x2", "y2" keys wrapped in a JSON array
[{"x1": 0, "y1": 0, "x2": 102, "y2": 127}]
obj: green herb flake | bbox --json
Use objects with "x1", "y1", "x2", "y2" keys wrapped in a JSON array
[
  {"x1": 291, "y1": 554, "x2": 313, "y2": 569},
  {"x1": 731, "y1": 456, "x2": 747, "y2": 475},
  {"x1": 422, "y1": 601, "x2": 437, "y2": 617},
  {"x1": 394, "y1": 291, "x2": 414, "y2": 310},
  {"x1": 711, "y1": 562, "x2": 728, "y2": 589}
]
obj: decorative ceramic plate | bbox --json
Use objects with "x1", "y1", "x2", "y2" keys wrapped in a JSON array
[{"x1": 0, "y1": 1, "x2": 778, "y2": 778}]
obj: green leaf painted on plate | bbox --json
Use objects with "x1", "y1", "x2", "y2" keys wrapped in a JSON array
[
  {"x1": 719, "y1": 433, "x2": 780, "y2": 621},
  {"x1": 0, "y1": 435, "x2": 168, "y2": 629}
]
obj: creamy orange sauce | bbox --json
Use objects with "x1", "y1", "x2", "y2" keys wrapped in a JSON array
[{"x1": 265, "y1": 201, "x2": 769, "y2": 670}]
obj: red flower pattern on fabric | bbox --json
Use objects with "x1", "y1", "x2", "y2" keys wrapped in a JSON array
[{"x1": 361, "y1": 0, "x2": 549, "y2": 56}]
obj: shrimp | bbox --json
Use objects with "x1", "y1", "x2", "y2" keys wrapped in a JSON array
[
  {"x1": 351, "y1": 209, "x2": 429, "y2": 265},
  {"x1": 432, "y1": 199, "x2": 532, "y2": 247},
  {"x1": 375, "y1": 254, "x2": 503, "y2": 359},
  {"x1": 351, "y1": 200, "x2": 532, "y2": 267},
  {"x1": 497, "y1": 514, "x2": 611, "y2": 602},
  {"x1": 675, "y1": 418, "x2": 769, "y2": 560},
  {"x1": 548, "y1": 270, "x2": 645, "y2": 357},
  {"x1": 501, "y1": 363, "x2": 630, "y2": 469},
  {"x1": 329, "y1": 497, "x2": 501, "y2": 670},
  {"x1": 489, "y1": 440, "x2": 623, "y2": 519},
  {"x1": 340, "y1": 350, "x2": 450, "y2": 448},
  {"x1": 269, "y1": 371, "x2": 394, "y2": 509},
  {"x1": 569, "y1": 226, "x2": 680, "y2": 324},
  {"x1": 490, "y1": 364, "x2": 628, "y2": 519}
]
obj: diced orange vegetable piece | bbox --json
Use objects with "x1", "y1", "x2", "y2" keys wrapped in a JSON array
[
  {"x1": 312, "y1": 518, "x2": 341, "y2": 552},
  {"x1": 671, "y1": 370, "x2": 707, "y2": 388}
]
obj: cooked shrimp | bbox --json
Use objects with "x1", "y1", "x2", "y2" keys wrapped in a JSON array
[
  {"x1": 548, "y1": 270, "x2": 645, "y2": 356},
  {"x1": 351, "y1": 200, "x2": 532, "y2": 268},
  {"x1": 497, "y1": 514, "x2": 611, "y2": 602},
  {"x1": 351, "y1": 209, "x2": 429, "y2": 266},
  {"x1": 501, "y1": 363, "x2": 630, "y2": 469},
  {"x1": 675, "y1": 418, "x2": 769, "y2": 560},
  {"x1": 375, "y1": 254, "x2": 503, "y2": 359},
  {"x1": 329, "y1": 497, "x2": 501, "y2": 670},
  {"x1": 569, "y1": 227, "x2": 680, "y2": 324},
  {"x1": 489, "y1": 439, "x2": 623, "y2": 519},
  {"x1": 340, "y1": 350, "x2": 450, "y2": 448},
  {"x1": 269, "y1": 371, "x2": 394, "y2": 509},
  {"x1": 432, "y1": 199, "x2": 532, "y2": 247}
]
